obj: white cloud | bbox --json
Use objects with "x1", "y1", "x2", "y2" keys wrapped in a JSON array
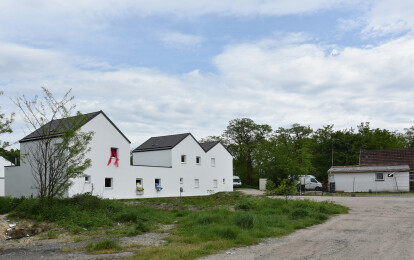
[
  {"x1": 2, "y1": 32, "x2": 414, "y2": 149},
  {"x1": 362, "y1": 0, "x2": 414, "y2": 36},
  {"x1": 158, "y1": 32, "x2": 204, "y2": 48}
]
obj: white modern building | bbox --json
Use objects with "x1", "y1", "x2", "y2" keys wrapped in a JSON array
[
  {"x1": 328, "y1": 165, "x2": 410, "y2": 192},
  {"x1": 4, "y1": 111, "x2": 233, "y2": 198},
  {"x1": 0, "y1": 156, "x2": 13, "y2": 196}
]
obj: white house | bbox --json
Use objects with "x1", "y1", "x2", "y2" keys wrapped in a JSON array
[
  {"x1": 4, "y1": 111, "x2": 233, "y2": 198},
  {"x1": 131, "y1": 133, "x2": 233, "y2": 198},
  {"x1": 327, "y1": 165, "x2": 410, "y2": 192},
  {"x1": 0, "y1": 156, "x2": 13, "y2": 196}
]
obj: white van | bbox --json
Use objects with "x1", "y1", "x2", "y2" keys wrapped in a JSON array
[
  {"x1": 297, "y1": 175, "x2": 323, "y2": 191},
  {"x1": 233, "y1": 176, "x2": 242, "y2": 187}
]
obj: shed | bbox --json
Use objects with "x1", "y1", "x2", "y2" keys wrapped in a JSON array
[{"x1": 328, "y1": 165, "x2": 410, "y2": 192}]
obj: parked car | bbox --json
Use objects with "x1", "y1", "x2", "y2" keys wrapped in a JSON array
[
  {"x1": 233, "y1": 176, "x2": 242, "y2": 187},
  {"x1": 297, "y1": 175, "x2": 323, "y2": 191}
]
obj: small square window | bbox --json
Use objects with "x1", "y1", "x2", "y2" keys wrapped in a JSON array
[
  {"x1": 181, "y1": 155, "x2": 186, "y2": 163},
  {"x1": 211, "y1": 158, "x2": 215, "y2": 167},
  {"x1": 136, "y1": 178, "x2": 143, "y2": 186},
  {"x1": 375, "y1": 172, "x2": 384, "y2": 181},
  {"x1": 196, "y1": 156, "x2": 201, "y2": 164},
  {"x1": 85, "y1": 175, "x2": 91, "y2": 183},
  {"x1": 105, "y1": 178, "x2": 113, "y2": 188},
  {"x1": 155, "y1": 178, "x2": 161, "y2": 185},
  {"x1": 155, "y1": 178, "x2": 162, "y2": 191},
  {"x1": 180, "y1": 177, "x2": 183, "y2": 184},
  {"x1": 194, "y1": 179, "x2": 199, "y2": 188},
  {"x1": 213, "y1": 179, "x2": 218, "y2": 188}
]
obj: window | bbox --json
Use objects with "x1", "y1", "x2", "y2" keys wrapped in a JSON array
[
  {"x1": 155, "y1": 178, "x2": 162, "y2": 191},
  {"x1": 410, "y1": 174, "x2": 414, "y2": 181},
  {"x1": 136, "y1": 178, "x2": 144, "y2": 191},
  {"x1": 180, "y1": 177, "x2": 183, "y2": 184},
  {"x1": 310, "y1": 178, "x2": 317, "y2": 183},
  {"x1": 196, "y1": 156, "x2": 201, "y2": 164},
  {"x1": 223, "y1": 178, "x2": 226, "y2": 184},
  {"x1": 105, "y1": 178, "x2": 113, "y2": 188},
  {"x1": 211, "y1": 158, "x2": 215, "y2": 167},
  {"x1": 194, "y1": 179, "x2": 199, "y2": 188},
  {"x1": 213, "y1": 179, "x2": 218, "y2": 188},
  {"x1": 85, "y1": 175, "x2": 91, "y2": 183},
  {"x1": 181, "y1": 155, "x2": 187, "y2": 163},
  {"x1": 107, "y1": 148, "x2": 119, "y2": 167},
  {"x1": 375, "y1": 172, "x2": 384, "y2": 181}
]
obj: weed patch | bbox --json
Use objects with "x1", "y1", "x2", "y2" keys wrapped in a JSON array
[{"x1": 85, "y1": 239, "x2": 122, "y2": 254}]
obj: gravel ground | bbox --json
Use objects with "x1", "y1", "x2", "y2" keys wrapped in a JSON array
[
  {"x1": 200, "y1": 194, "x2": 414, "y2": 260},
  {"x1": 0, "y1": 227, "x2": 169, "y2": 260}
]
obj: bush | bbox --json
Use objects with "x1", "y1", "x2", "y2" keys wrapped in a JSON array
[
  {"x1": 236, "y1": 197, "x2": 255, "y2": 210},
  {"x1": 265, "y1": 180, "x2": 277, "y2": 195},
  {"x1": 0, "y1": 197, "x2": 26, "y2": 214},
  {"x1": 214, "y1": 226, "x2": 239, "y2": 240},
  {"x1": 290, "y1": 208, "x2": 309, "y2": 219},
  {"x1": 234, "y1": 213, "x2": 254, "y2": 229}
]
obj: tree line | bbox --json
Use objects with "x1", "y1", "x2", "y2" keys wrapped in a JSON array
[{"x1": 202, "y1": 119, "x2": 414, "y2": 186}]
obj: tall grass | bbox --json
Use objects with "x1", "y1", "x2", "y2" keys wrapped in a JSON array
[{"x1": 0, "y1": 192, "x2": 347, "y2": 260}]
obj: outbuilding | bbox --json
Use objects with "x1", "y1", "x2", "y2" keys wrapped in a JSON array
[{"x1": 328, "y1": 165, "x2": 410, "y2": 192}]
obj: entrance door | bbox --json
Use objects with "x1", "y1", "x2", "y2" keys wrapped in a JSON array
[{"x1": 410, "y1": 174, "x2": 414, "y2": 191}]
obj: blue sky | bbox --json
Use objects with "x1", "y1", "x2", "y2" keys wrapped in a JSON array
[{"x1": 1, "y1": 0, "x2": 414, "y2": 148}]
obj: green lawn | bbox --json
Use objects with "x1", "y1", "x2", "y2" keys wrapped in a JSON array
[{"x1": 0, "y1": 192, "x2": 348, "y2": 260}]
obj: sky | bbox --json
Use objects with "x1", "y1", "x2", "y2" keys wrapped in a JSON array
[{"x1": 1, "y1": 0, "x2": 414, "y2": 149}]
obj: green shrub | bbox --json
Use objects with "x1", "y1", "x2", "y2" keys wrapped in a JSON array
[
  {"x1": 290, "y1": 208, "x2": 309, "y2": 219},
  {"x1": 234, "y1": 213, "x2": 254, "y2": 229},
  {"x1": 135, "y1": 220, "x2": 151, "y2": 233},
  {"x1": 0, "y1": 197, "x2": 26, "y2": 214},
  {"x1": 236, "y1": 197, "x2": 255, "y2": 210},
  {"x1": 115, "y1": 208, "x2": 139, "y2": 223},
  {"x1": 266, "y1": 180, "x2": 277, "y2": 195},
  {"x1": 214, "y1": 226, "x2": 239, "y2": 240}
]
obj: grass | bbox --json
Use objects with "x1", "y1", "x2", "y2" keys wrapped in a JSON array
[
  {"x1": 85, "y1": 239, "x2": 122, "y2": 254},
  {"x1": 0, "y1": 192, "x2": 348, "y2": 260}
]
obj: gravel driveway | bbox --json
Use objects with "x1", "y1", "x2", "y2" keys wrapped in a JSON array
[{"x1": 200, "y1": 194, "x2": 414, "y2": 260}]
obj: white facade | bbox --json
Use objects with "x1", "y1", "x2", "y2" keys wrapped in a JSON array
[
  {"x1": 328, "y1": 165, "x2": 410, "y2": 192},
  {"x1": 0, "y1": 156, "x2": 13, "y2": 196},
  {"x1": 5, "y1": 112, "x2": 233, "y2": 199}
]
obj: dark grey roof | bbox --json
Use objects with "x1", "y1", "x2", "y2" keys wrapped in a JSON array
[
  {"x1": 20, "y1": 111, "x2": 131, "y2": 144},
  {"x1": 199, "y1": 141, "x2": 219, "y2": 152},
  {"x1": 133, "y1": 133, "x2": 191, "y2": 152}
]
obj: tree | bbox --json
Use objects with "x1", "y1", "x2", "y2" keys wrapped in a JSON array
[
  {"x1": 255, "y1": 124, "x2": 314, "y2": 184},
  {"x1": 0, "y1": 91, "x2": 14, "y2": 149},
  {"x1": 13, "y1": 87, "x2": 94, "y2": 202},
  {"x1": 223, "y1": 118, "x2": 272, "y2": 185}
]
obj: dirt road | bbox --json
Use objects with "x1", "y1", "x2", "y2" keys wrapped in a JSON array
[{"x1": 201, "y1": 195, "x2": 414, "y2": 260}]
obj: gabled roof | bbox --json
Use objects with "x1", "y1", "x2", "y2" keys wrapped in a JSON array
[
  {"x1": 133, "y1": 133, "x2": 191, "y2": 152},
  {"x1": 199, "y1": 141, "x2": 220, "y2": 152},
  {"x1": 20, "y1": 110, "x2": 131, "y2": 144}
]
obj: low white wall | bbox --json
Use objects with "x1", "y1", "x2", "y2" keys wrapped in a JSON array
[
  {"x1": 5, "y1": 165, "x2": 37, "y2": 197},
  {"x1": 0, "y1": 179, "x2": 4, "y2": 197},
  {"x1": 333, "y1": 171, "x2": 409, "y2": 192}
]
